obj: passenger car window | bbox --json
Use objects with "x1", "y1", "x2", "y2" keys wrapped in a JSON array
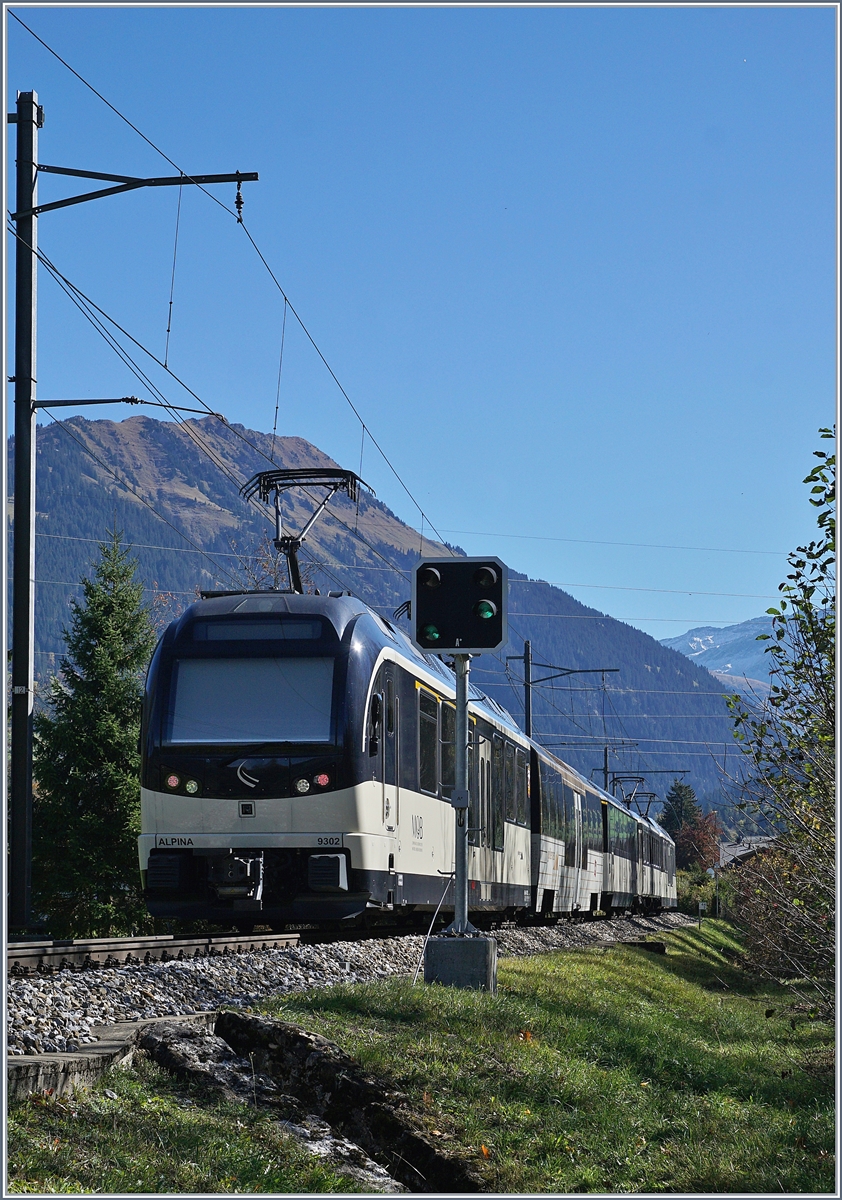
[
  {"x1": 419, "y1": 690, "x2": 438, "y2": 795},
  {"x1": 440, "y1": 702, "x2": 456, "y2": 799}
]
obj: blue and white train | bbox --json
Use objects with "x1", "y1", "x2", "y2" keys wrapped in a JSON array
[{"x1": 139, "y1": 590, "x2": 676, "y2": 930}]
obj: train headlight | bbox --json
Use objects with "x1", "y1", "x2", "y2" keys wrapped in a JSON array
[
  {"x1": 185, "y1": 779, "x2": 199, "y2": 795},
  {"x1": 294, "y1": 778, "x2": 310, "y2": 794},
  {"x1": 165, "y1": 773, "x2": 180, "y2": 790},
  {"x1": 314, "y1": 773, "x2": 330, "y2": 788}
]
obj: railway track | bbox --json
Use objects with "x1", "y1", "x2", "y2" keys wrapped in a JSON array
[
  {"x1": 6, "y1": 931, "x2": 301, "y2": 976},
  {"x1": 6, "y1": 920, "x2": 436, "y2": 976}
]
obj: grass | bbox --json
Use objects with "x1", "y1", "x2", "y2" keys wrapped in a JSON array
[
  {"x1": 7, "y1": 920, "x2": 835, "y2": 1193},
  {"x1": 6, "y1": 1053, "x2": 365, "y2": 1194},
  {"x1": 257, "y1": 920, "x2": 835, "y2": 1194}
]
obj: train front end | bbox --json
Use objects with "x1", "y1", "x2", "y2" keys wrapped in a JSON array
[{"x1": 138, "y1": 591, "x2": 373, "y2": 929}]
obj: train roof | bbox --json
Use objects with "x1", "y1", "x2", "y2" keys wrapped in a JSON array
[{"x1": 175, "y1": 590, "x2": 372, "y2": 639}]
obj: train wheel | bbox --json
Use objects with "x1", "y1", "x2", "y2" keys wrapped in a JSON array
[{"x1": 234, "y1": 921, "x2": 255, "y2": 935}]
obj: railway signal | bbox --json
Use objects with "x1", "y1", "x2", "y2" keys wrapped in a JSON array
[
  {"x1": 413, "y1": 555, "x2": 508, "y2": 990},
  {"x1": 412, "y1": 556, "x2": 508, "y2": 655}
]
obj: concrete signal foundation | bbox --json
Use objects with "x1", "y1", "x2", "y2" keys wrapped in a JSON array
[{"x1": 424, "y1": 935, "x2": 497, "y2": 993}]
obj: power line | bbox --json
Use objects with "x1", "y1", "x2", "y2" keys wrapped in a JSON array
[
  {"x1": 8, "y1": 11, "x2": 239, "y2": 220},
  {"x1": 439, "y1": 527, "x2": 787, "y2": 557},
  {"x1": 35, "y1": 579, "x2": 201, "y2": 596},
  {"x1": 533, "y1": 733, "x2": 737, "y2": 747},
  {"x1": 546, "y1": 748, "x2": 731, "y2": 758},
  {"x1": 34, "y1": 262, "x2": 272, "y2": 528},
  {"x1": 602, "y1": 679, "x2": 662, "y2": 786},
  {"x1": 235, "y1": 218, "x2": 455, "y2": 553},
  {"x1": 11, "y1": 11, "x2": 454, "y2": 561},
  {"x1": 468, "y1": 673, "x2": 749, "y2": 697},
  {"x1": 511, "y1": 581, "x2": 777, "y2": 600},
  {"x1": 25, "y1": 236, "x2": 415, "y2": 595},
  {"x1": 163, "y1": 180, "x2": 184, "y2": 368},
  {"x1": 41, "y1": 415, "x2": 240, "y2": 586},
  {"x1": 32, "y1": 534, "x2": 774, "y2": 614},
  {"x1": 32, "y1": 229, "x2": 417, "y2": 589},
  {"x1": 271, "y1": 298, "x2": 288, "y2": 463},
  {"x1": 35, "y1": 532, "x2": 255, "y2": 557},
  {"x1": 510, "y1": 614, "x2": 758, "y2": 623}
]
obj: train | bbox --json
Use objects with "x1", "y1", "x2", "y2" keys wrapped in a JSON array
[{"x1": 139, "y1": 589, "x2": 677, "y2": 931}]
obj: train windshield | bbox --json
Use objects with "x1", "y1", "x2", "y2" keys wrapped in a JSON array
[{"x1": 164, "y1": 656, "x2": 335, "y2": 744}]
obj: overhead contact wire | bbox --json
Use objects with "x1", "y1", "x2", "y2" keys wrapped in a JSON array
[
  {"x1": 271, "y1": 298, "x2": 288, "y2": 463},
  {"x1": 8, "y1": 12, "x2": 239, "y2": 220},
  {"x1": 164, "y1": 179, "x2": 184, "y2": 368}
]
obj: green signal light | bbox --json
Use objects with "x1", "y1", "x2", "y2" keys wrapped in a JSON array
[
  {"x1": 422, "y1": 623, "x2": 441, "y2": 641},
  {"x1": 474, "y1": 600, "x2": 497, "y2": 620}
]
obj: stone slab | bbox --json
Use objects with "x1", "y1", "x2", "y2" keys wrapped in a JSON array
[{"x1": 7, "y1": 1011, "x2": 217, "y2": 1101}]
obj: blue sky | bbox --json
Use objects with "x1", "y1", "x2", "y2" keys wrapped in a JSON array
[{"x1": 5, "y1": 4, "x2": 837, "y2": 639}]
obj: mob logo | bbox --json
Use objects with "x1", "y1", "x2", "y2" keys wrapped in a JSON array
[{"x1": 411, "y1": 815, "x2": 423, "y2": 841}]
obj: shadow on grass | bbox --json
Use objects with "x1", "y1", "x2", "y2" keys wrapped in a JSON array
[
  {"x1": 267, "y1": 941, "x2": 833, "y2": 1116},
  {"x1": 499, "y1": 954, "x2": 833, "y2": 1108}
]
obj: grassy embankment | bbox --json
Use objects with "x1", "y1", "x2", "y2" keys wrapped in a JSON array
[{"x1": 8, "y1": 920, "x2": 835, "y2": 1194}]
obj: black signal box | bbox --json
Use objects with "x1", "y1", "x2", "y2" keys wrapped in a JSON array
[{"x1": 412, "y1": 557, "x2": 508, "y2": 654}]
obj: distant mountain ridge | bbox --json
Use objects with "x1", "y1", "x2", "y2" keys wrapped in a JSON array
[
  {"x1": 8, "y1": 415, "x2": 744, "y2": 802},
  {"x1": 659, "y1": 617, "x2": 774, "y2": 694}
]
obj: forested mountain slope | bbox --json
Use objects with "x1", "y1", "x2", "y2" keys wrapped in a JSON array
[{"x1": 8, "y1": 415, "x2": 741, "y2": 803}]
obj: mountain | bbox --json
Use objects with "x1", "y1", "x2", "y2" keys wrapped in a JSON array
[
  {"x1": 659, "y1": 617, "x2": 774, "y2": 695},
  {"x1": 8, "y1": 415, "x2": 744, "y2": 803}
]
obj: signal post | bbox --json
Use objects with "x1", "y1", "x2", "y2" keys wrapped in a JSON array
[{"x1": 412, "y1": 556, "x2": 507, "y2": 992}]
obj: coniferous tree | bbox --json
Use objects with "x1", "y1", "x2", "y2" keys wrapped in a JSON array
[
  {"x1": 657, "y1": 780, "x2": 701, "y2": 838},
  {"x1": 657, "y1": 779, "x2": 718, "y2": 870},
  {"x1": 32, "y1": 532, "x2": 157, "y2": 937}
]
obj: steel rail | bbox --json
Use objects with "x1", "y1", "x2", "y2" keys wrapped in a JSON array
[
  {"x1": 6, "y1": 921, "x2": 435, "y2": 976},
  {"x1": 7, "y1": 931, "x2": 299, "y2": 976}
]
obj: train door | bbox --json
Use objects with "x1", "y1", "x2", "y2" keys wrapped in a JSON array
[
  {"x1": 601, "y1": 800, "x2": 612, "y2": 910},
  {"x1": 573, "y1": 791, "x2": 583, "y2": 911},
  {"x1": 633, "y1": 826, "x2": 642, "y2": 904},
  {"x1": 382, "y1": 666, "x2": 398, "y2": 833},
  {"x1": 470, "y1": 724, "x2": 493, "y2": 898},
  {"x1": 490, "y1": 734, "x2": 505, "y2": 884}
]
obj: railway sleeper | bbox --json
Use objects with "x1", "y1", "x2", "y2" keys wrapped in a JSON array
[{"x1": 138, "y1": 1013, "x2": 486, "y2": 1193}]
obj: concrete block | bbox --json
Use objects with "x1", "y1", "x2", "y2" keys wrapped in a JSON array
[
  {"x1": 7, "y1": 1012, "x2": 217, "y2": 1101},
  {"x1": 424, "y1": 936, "x2": 497, "y2": 993},
  {"x1": 627, "y1": 939, "x2": 667, "y2": 954}
]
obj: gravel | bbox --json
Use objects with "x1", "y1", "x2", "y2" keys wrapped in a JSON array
[{"x1": 7, "y1": 912, "x2": 696, "y2": 1057}]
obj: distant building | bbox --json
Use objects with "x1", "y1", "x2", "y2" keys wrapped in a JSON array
[{"x1": 719, "y1": 836, "x2": 777, "y2": 868}]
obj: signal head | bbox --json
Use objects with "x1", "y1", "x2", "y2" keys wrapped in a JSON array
[
  {"x1": 474, "y1": 599, "x2": 497, "y2": 620},
  {"x1": 418, "y1": 566, "x2": 442, "y2": 589},
  {"x1": 412, "y1": 555, "x2": 507, "y2": 653},
  {"x1": 473, "y1": 565, "x2": 498, "y2": 589}
]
